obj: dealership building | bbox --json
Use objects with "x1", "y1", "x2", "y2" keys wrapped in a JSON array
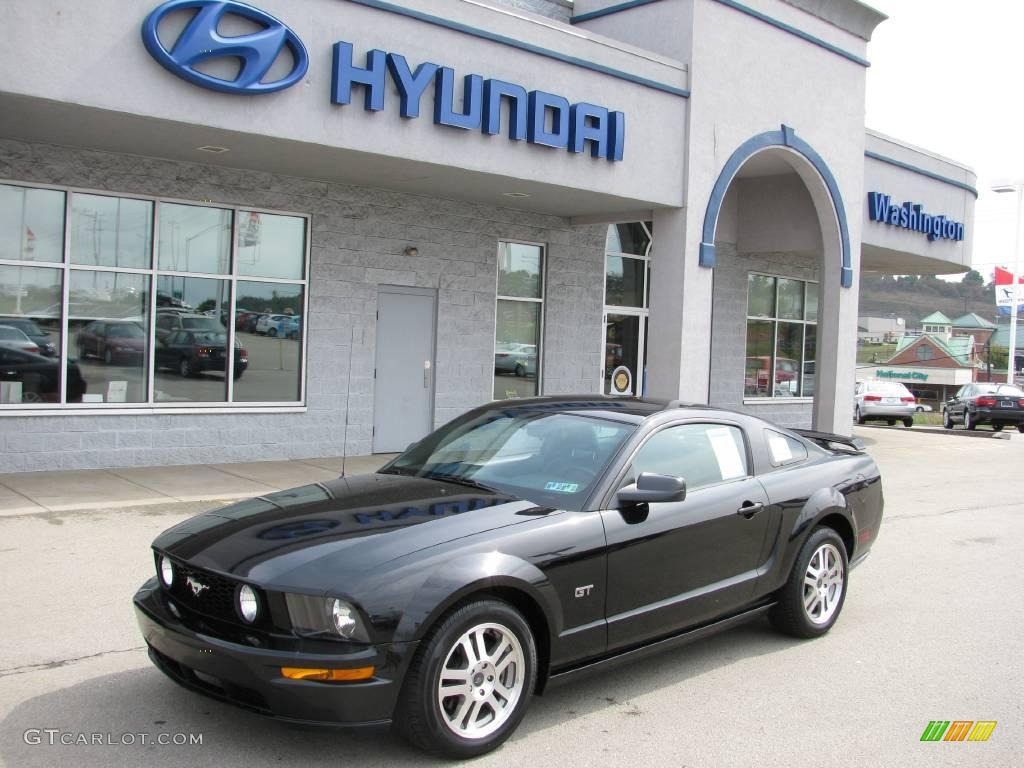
[{"x1": 0, "y1": 0, "x2": 976, "y2": 471}]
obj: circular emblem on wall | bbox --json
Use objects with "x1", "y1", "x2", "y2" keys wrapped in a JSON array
[
  {"x1": 610, "y1": 365, "x2": 633, "y2": 396},
  {"x1": 141, "y1": 0, "x2": 309, "y2": 95}
]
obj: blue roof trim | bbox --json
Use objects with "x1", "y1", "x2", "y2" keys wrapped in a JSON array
[
  {"x1": 347, "y1": 0, "x2": 690, "y2": 98},
  {"x1": 710, "y1": 0, "x2": 870, "y2": 68},
  {"x1": 864, "y1": 150, "x2": 979, "y2": 198},
  {"x1": 571, "y1": 0, "x2": 663, "y2": 25},
  {"x1": 700, "y1": 125, "x2": 853, "y2": 289}
]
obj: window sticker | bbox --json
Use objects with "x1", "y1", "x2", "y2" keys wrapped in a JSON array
[
  {"x1": 768, "y1": 435, "x2": 793, "y2": 464},
  {"x1": 544, "y1": 481, "x2": 580, "y2": 493},
  {"x1": 705, "y1": 427, "x2": 746, "y2": 480}
]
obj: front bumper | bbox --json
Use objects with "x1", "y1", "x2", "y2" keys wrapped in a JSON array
[{"x1": 133, "y1": 579, "x2": 415, "y2": 727}]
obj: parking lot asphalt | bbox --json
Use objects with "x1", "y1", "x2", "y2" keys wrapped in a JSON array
[{"x1": 0, "y1": 427, "x2": 1021, "y2": 767}]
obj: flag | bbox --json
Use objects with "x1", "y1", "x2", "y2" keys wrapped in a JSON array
[{"x1": 995, "y1": 266, "x2": 1024, "y2": 315}]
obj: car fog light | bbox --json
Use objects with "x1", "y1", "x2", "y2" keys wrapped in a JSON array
[
  {"x1": 238, "y1": 585, "x2": 259, "y2": 623},
  {"x1": 159, "y1": 555, "x2": 174, "y2": 587},
  {"x1": 332, "y1": 599, "x2": 358, "y2": 638}
]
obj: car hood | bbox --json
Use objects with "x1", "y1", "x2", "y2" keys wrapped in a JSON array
[{"x1": 152, "y1": 473, "x2": 548, "y2": 589}]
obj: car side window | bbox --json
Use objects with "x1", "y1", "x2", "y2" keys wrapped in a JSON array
[
  {"x1": 626, "y1": 423, "x2": 749, "y2": 492},
  {"x1": 765, "y1": 429, "x2": 808, "y2": 467}
]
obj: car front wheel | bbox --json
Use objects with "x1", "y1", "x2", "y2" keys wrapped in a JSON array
[
  {"x1": 179, "y1": 358, "x2": 194, "y2": 378},
  {"x1": 993, "y1": 424, "x2": 1004, "y2": 432},
  {"x1": 770, "y1": 526, "x2": 849, "y2": 638},
  {"x1": 903, "y1": 418, "x2": 913, "y2": 428},
  {"x1": 397, "y1": 599, "x2": 537, "y2": 759},
  {"x1": 943, "y1": 409, "x2": 953, "y2": 429}
]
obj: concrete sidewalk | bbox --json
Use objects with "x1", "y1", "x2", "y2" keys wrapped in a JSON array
[{"x1": 0, "y1": 454, "x2": 395, "y2": 516}]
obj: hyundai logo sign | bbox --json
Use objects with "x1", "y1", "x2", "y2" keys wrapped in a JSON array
[{"x1": 141, "y1": 0, "x2": 308, "y2": 95}]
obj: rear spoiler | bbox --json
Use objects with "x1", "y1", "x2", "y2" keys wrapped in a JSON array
[{"x1": 793, "y1": 429, "x2": 865, "y2": 453}]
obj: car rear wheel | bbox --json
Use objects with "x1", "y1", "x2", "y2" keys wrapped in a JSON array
[
  {"x1": 855, "y1": 406, "x2": 865, "y2": 425},
  {"x1": 903, "y1": 418, "x2": 913, "y2": 428},
  {"x1": 178, "y1": 358, "x2": 194, "y2": 378},
  {"x1": 964, "y1": 410, "x2": 976, "y2": 431},
  {"x1": 1018, "y1": 425, "x2": 1024, "y2": 434},
  {"x1": 397, "y1": 599, "x2": 536, "y2": 759},
  {"x1": 514, "y1": 363, "x2": 526, "y2": 378},
  {"x1": 770, "y1": 526, "x2": 848, "y2": 638},
  {"x1": 268, "y1": 327, "x2": 278, "y2": 337},
  {"x1": 993, "y1": 424, "x2": 1004, "y2": 432},
  {"x1": 943, "y1": 410, "x2": 953, "y2": 429}
]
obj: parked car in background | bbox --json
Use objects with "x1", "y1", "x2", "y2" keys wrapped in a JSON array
[
  {"x1": 155, "y1": 311, "x2": 225, "y2": 341},
  {"x1": 76, "y1": 320, "x2": 146, "y2": 364},
  {"x1": 0, "y1": 325, "x2": 40, "y2": 354},
  {"x1": 235, "y1": 310, "x2": 260, "y2": 333},
  {"x1": 0, "y1": 346, "x2": 86, "y2": 402},
  {"x1": 0, "y1": 316, "x2": 56, "y2": 356},
  {"x1": 943, "y1": 382, "x2": 1024, "y2": 432},
  {"x1": 155, "y1": 330, "x2": 248, "y2": 380},
  {"x1": 282, "y1": 315, "x2": 301, "y2": 340},
  {"x1": 494, "y1": 342, "x2": 537, "y2": 377},
  {"x1": 854, "y1": 379, "x2": 916, "y2": 427},
  {"x1": 255, "y1": 313, "x2": 293, "y2": 337},
  {"x1": 914, "y1": 403, "x2": 933, "y2": 413},
  {"x1": 134, "y1": 397, "x2": 883, "y2": 758}
]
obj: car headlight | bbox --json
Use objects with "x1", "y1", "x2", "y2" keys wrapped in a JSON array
[
  {"x1": 238, "y1": 584, "x2": 259, "y2": 623},
  {"x1": 159, "y1": 555, "x2": 174, "y2": 587},
  {"x1": 285, "y1": 594, "x2": 369, "y2": 642}
]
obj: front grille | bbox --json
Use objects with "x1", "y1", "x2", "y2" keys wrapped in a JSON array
[{"x1": 167, "y1": 560, "x2": 241, "y2": 623}]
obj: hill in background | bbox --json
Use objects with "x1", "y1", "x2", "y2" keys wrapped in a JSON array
[{"x1": 859, "y1": 271, "x2": 997, "y2": 328}]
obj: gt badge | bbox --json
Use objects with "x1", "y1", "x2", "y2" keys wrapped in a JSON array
[
  {"x1": 186, "y1": 576, "x2": 210, "y2": 597},
  {"x1": 574, "y1": 584, "x2": 594, "y2": 599}
]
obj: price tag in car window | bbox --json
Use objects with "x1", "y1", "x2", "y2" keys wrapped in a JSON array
[{"x1": 706, "y1": 428, "x2": 745, "y2": 480}]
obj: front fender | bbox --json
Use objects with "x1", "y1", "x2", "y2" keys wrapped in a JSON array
[{"x1": 391, "y1": 551, "x2": 562, "y2": 645}]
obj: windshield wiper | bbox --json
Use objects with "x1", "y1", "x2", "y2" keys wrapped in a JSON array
[{"x1": 423, "y1": 472, "x2": 498, "y2": 493}]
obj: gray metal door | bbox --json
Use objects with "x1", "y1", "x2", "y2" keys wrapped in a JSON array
[{"x1": 373, "y1": 286, "x2": 436, "y2": 453}]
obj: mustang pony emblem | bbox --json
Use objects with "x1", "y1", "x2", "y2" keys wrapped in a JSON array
[{"x1": 186, "y1": 576, "x2": 210, "y2": 597}]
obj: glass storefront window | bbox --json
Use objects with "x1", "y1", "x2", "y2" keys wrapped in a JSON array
[
  {"x1": 745, "y1": 274, "x2": 817, "y2": 399},
  {"x1": 237, "y1": 211, "x2": 306, "y2": 280},
  {"x1": 158, "y1": 203, "x2": 232, "y2": 274},
  {"x1": 69, "y1": 271, "x2": 150, "y2": 403},
  {"x1": 154, "y1": 277, "x2": 230, "y2": 402},
  {"x1": 233, "y1": 281, "x2": 303, "y2": 403},
  {"x1": 497, "y1": 242, "x2": 543, "y2": 299},
  {"x1": 605, "y1": 255, "x2": 645, "y2": 308},
  {"x1": 0, "y1": 265, "x2": 64, "y2": 404},
  {"x1": 0, "y1": 184, "x2": 65, "y2": 263},
  {"x1": 606, "y1": 221, "x2": 652, "y2": 256},
  {"x1": 70, "y1": 194, "x2": 153, "y2": 269}
]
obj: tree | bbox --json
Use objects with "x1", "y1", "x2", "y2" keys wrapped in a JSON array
[{"x1": 962, "y1": 269, "x2": 984, "y2": 286}]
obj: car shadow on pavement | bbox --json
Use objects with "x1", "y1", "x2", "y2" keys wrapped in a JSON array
[{"x1": 1, "y1": 619, "x2": 797, "y2": 766}]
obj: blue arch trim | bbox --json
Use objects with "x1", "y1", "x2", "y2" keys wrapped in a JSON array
[{"x1": 699, "y1": 125, "x2": 853, "y2": 288}]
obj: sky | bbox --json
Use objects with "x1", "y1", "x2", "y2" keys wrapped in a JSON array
[{"x1": 864, "y1": 0, "x2": 1024, "y2": 281}]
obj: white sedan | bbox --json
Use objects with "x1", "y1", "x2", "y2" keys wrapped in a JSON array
[{"x1": 0, "y1": 325, "x2": 40, "y2": 354}]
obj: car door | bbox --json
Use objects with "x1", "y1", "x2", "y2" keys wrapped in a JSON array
[
  {"x1": 948, "y1": 384, "x2": 969, "y2": 419},
  {"x1": 600, "y1": 421, "x2": 772, "y2": 651}
]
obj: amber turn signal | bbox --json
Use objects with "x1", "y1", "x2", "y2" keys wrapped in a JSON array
[{"x1": 280, "y1": 666, "x2": 375, "y2": 682}]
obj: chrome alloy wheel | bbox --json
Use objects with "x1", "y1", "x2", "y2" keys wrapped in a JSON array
[
  {"x1": 803, "y1": 543, "x2": 844, "y2": 625},
  {"x1": 437, "y1": 622, "x2": 525, "y2": 740}
]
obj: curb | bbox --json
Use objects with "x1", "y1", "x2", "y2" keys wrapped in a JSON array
[{"x1": 857, "y1": 424, "x2": 1021, "y2": 440}]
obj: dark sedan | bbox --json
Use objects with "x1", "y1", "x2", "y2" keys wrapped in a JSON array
[
  {"x1": 134, "y1": 397, "x2": 883, "y2": 758},
  {"x1": 0, "y1": 316, "x2": 57, "y2": 356},
  {"x1": 154, "y1": 330, "x2": 248, "y2": 380},
  {"x1": 76, "y1": 320, "x2": 147, "y2": 364},
  {"x1": 943, "y1": 382, "x2": 1024, "y2": 431},
  {"x1": 0, "y1": 346, "x2": 86, "y2": 402}
]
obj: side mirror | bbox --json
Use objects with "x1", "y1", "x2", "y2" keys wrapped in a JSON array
[{"x1": 618, "y1": 472, "x2": 687, "y2": 505}]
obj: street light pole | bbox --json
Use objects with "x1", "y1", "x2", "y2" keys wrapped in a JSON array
[{"x1": 993, "y1": 183, "x2": 1024, "y2": 384}]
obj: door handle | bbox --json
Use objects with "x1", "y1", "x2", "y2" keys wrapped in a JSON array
[{"x1": 737, "y1": 501, "x2": 764, "y2": 518}]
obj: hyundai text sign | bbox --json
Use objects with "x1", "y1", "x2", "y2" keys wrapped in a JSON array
[
  {"x1": 867, "y1": 192, "x2": 965, "y2": 243},
  {"x1": 141, "y1": 1, "x2": 625, "y2": 161},
  {"x1": 141, "y1": 0, "x2": 309, "y2": 94}
]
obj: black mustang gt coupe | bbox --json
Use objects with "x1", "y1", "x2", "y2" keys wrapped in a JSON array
[{"x1": 134, "y1": 397, "x2": 883, "y2": 758}]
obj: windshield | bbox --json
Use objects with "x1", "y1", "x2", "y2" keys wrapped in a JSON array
[
  {"x1": 182, "y1": 317, "x2": 223, "y2": 331},
  {"x1": 192, "y1": 332, "x2": 227, "y2": 345},
  {"x1": 0, "y1": 327, "x2": 25, "y2": 340},
  {"x1": 108, "y1": 324, "x2": 144, "y2": 338},
  {"x1": 382, "y1": 410, "x2": 636, "y2": 510}
]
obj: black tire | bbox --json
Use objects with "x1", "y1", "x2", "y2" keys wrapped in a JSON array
[
  {"x1": 993, "y1": 424, "x2": 1004, "y2": 432},
  {"x1": 903, "y1": 418, "x2": 913, "y2": 428},
  {"x1": 268, "y1": 327, "x2": 278, "y2": 337},
  {"x1": 943, "y1": 410, "x2": 953, "y2": 429},
  {"x1": 179, "y1": 357, "x2": 194, "y2": 378},
  {"x1": 770, "y1": 526, "x2": 849, "y2": 639},
  {"x1": 855, "y1": 406, "x2": 866, "y2": 425},
  {"x1": 514, "y1": 363, "x2": 526, "y2": 378},
  {"x1": 1018, "y1": 425, "x2": 1024, "y2": 434},
  {"x1": 964, "y1": 410, "x2": 976, "y2": 431},
  {"x1": 396, "y1": 599, "x2": 537, "y2": 759}
]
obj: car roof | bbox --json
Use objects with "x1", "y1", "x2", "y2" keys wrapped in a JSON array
[{"x1": 475, "y1": 395, "x2": 742, "y2": 426}]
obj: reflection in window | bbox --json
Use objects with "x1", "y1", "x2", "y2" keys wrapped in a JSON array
[
  {"x1": 158, "y1": 203, "x2": 232, "y2": 274},
  {"x1": 629, "y1": 423, "x2": 748, "y2": 490},
  {"x1": 70, "y1": 194, "x2": 153, "y2": 269},
  {"x1": 0, "y1": 265, "x2": 63, "y2": 403},
  {"x1": 605, "y1": 255, "x2": 645, "y2": 308},
  {"x1": 0, "y1": 184, "x2": 65, "y2": 263},
  {"x1": 154, "y1": 277, "x2": 230, "y2": 402},
  {"x1": 606, "y1": 221, "x2": 652, "y2": 256},
  {"x1": 233, "y1": 281, "x2": 303, "y2": 402},
  {"x1": 237, "y1": 211, "x2": 306, "y2": 280},
  {"x1": 494, "y1": 241, "x2": 544, "y2": 401},
  {"x1": 745, "y1": 275, "x2": 818, "y2": 398},
  {"x1": 69, "y1": 271, "x2": 150, "y2": 403}
]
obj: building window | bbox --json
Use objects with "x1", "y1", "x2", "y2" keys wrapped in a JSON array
[
  {"x1": 0, "y1": 181, "x2": 308, "y2": 410},
  {"x1": 494, "y1": 242, "x2": 544, "y2": 400},
  {"x1": 604, "y1": 221, "x2": 652, "y2": 395},
  {"x1": 916, "y1": 343, "x2": 933, "y2": 361},
  {"x1": 744, "y1": 274, "x2": 818, "y2": 398}
]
